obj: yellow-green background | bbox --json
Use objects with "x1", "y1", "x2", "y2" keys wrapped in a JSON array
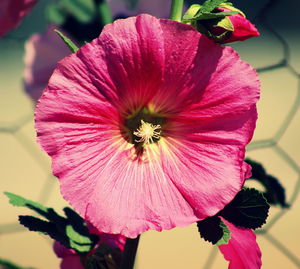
[{"x1": 1, "y1": 0, "x2": 299, "y2": 268}]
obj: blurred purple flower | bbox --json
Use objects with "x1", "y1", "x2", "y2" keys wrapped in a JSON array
[
  {"x1": 23, "y1": 0, "x2": 172, "y2": 103},
  {"x1": 0, "y1": 0, "x2": 36, "y2": 37},
  {"x1": 23, "y1": 25, "x2": 72, "y2": 103}
]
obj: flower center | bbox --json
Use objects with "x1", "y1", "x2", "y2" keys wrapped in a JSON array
[
  {"x1": 123, "y1": 107, "x2": 165, "y2": 146},
  {"x1": 133, "y1": 120, "x2": 161, "y2": 146}
]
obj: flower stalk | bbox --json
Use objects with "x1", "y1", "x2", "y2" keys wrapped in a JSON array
[
  {"x1": 120, "y1": 235, "x2": 140, "y2": 269},
  {"x1": 169, "y1": 0, "x2": 184, "y2": 22}
]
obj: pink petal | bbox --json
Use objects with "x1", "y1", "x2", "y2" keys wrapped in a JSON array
[
  {"x1": 99, "y1": 233, "x2": 126, "y2": 251},
  {"x1": 226, "y1": 14, "x2": 259, "y2": 43},
  {"x1": 23, "y1": 25, "x2": 71, "y2": 103},
  {"x1": 35, "y1": 14, "x2": 259, "y2": 238},
  {"x1": 60, "y1": 255, "x2": 84, "y2": 269},
  {"x1": 53, "y1": 241, "x2": 76, "y2": 258},
  {"x1": 76, "y1": 15, "x2": 165, "y2": 114},
  {"x1": 212, "y1": 7, "x2": 259, "y2": 44},
  {"x1": 172, "y1": 46, "x2": 260, "y2": 121},
  {"x1": 219, "y1": 219, "x2": 262, "y2": 269},
  {"x1": 0, "y1": 0, "x2": 36, "y2": 37},
  {"x1": 87, "y1": 223, "x2": 126, "y2": 251}
]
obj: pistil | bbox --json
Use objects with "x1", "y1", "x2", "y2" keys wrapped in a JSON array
[{"x1": 133, "y1": 120, "x2": 161, "y2": 146}]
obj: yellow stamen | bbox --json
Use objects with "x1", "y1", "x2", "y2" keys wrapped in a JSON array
[{"x1": 133, "y1": 120, "x2": 161, "y2": 145}]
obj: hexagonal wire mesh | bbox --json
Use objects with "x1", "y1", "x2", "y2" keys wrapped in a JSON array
[{"x1": 0, "y1": 0, "x2": 299, "y2": 268}]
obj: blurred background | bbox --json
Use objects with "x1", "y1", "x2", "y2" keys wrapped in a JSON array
[{"x1": 0, "y1": 0, "x2": 299, "y2": 268}]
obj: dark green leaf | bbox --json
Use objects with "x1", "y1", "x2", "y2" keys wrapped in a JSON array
[
  {"x1": 54, "y1": 29, "x2": 79, "y2": 53},
  {"x1": 64, "y1": 207, "x2": 88, "y2": 234},
  {"x1": 19, "y1": 216, "x2": 56, "y2": 234},
  {"x1": 264, "y1": 175, "x2": 289, "y2": 208},
  {"x1": 197, "y1": 216, "x2": 230, "y2": 245},
  {"x1": 6, "y1": 193, "x2": 99, "y2": 254},
  {"x1": 219, "y1": 188, "x2": 270, "y2": 229},
  {"x1": 4, "y1": 192, "x2": 67, "y2": 224},
  {"x1": 18, "y1": 216, "x2": 70, "y2": 248},
  {"x1": 64, "y1": 207, "x2": 99, "y2": 246},
  {"x1": 245, "y1": 158, "x2": 289, "y2": 208},
  {"x1": 245, "y1": 158, "x2": 266, "y2": 180}
]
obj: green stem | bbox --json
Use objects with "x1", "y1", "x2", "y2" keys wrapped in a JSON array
[
  {"x1": 120, "y1": 235, "x2": 140, "y2": 269},
  {"x1": 169, "y1": 0, "x2": 184, "y2": 21},
  {"x1": 97, "y1": 0, "x2": 113, "y2": 25}
]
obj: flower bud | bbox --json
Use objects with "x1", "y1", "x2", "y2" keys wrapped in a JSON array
[{"x1": 183, "y1": 3, "x2": 259, "y2": 44}]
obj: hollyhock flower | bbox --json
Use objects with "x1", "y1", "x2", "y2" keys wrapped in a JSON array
[
  {"x1": 53, "y1": 232, "x2": 125, "y2": 269},
  {"x1": 35, "y1": 14, "x2": 259, "y2": 238},
  {"x1": 184, "y1": 3, "x2": 259, "y2": 44},
  {"x1": 88, "y1": 223, "x2": 126, "y2": 251},
  {"x1": 53, "y1": 241, "x2": 84, "y2": 269},
  {"x1": 23, "y1": 1, "x2": 172, "y2": 103},
  {"x1": 212, "y1": 5, "x2": 260, "y2": 44},
  {"x1": 219, "y1": 218, "x2": 262, "y2": 269},
  {"x1": 23, "y1": 25, "x2": 71, "y2": 103},
  {"x1": 0, "y1": 0, "x2": 37, "y2": 37}
]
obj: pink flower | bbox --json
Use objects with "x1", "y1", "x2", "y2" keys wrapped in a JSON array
[
  {"x1": 0, "y1": 0, "x2": 37, "y2": 37},
  {"x1": 219, "y1": 218, "x2": 262, "y2": 269},
  {"x1": 23, "y1": 1, "x2": 172, "y2": 103},
  {"x1": 88, "y1": 223, "x2": 126, "y2": 251},
  {"x1": 184, "y1": 3, "x2": 259, "y2": 44},
  {"x1": 53, "y1": 231, "x2": 125, "y2": 269},
  {"x1": 35, "y1": 14, "x2": 259, "y2": 238},
  {"x1": 211, "y1": 6, "x2": 260, "y2": 44},
  {"x1": 53, "y1": 241, "x2": 84, "y2": 269},
  {"x1": 23, "y1": 25, "x2": 71, "y2": 103}
]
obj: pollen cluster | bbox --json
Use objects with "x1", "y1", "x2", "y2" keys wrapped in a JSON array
[{"x1": 133, "y1": 120, "x2": 161, "y2": 146}]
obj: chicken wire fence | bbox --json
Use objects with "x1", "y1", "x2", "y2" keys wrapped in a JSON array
[{"x1": 0, "y1": 0, "x2": 299, "y2": 268}]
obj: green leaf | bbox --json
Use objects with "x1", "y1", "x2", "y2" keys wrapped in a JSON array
[
  {"x1": 182, "y1": 4, "x2": 201, "y2": 21},
  {"x1": 219, "y1": 188, "x2": 270, "y2": 229},
  {"x1": 0, "y1": 258, "x2": 35, "y2": 269},
  {"x1": 216, "y1": 220, "x2": 231, "y2": 246},
  {"x1": 198, "y1": 0, "x2": 228, "y2": 14},
  {"x1": 245, "y1": 159, "x2": 289, "y2": 208},
  {"x1": 6, "y1": 193, "x2": 98, "y2": 254},
  {"x1": 69, "y1": 241, "x2": 91, "y2": 253},
  {"x1": 46, "y1": 4, "x2": 66, "y2": 25},
  {"x1": 66, "y1": 225, "x2": 93, "y2": 246},
  {"x1": 4, "y1": 192, "x2": 48, "y2": 215},
  {"x1": 54, "y1": 30, "x2": 79, "y2": 53},
  {"x1": 61, "y1": 0, "x2": 95, "y2": 23},
  {"x1": 195, "y1": 11, "x2": 238, "y2": 21},
  {"x1": 197, "y1": 216, "x2": 231, "y2": 245},
  {"x1": 213, "y1": 16, "x2": 233, "y2": 31},
  {"x1": 219, "y1": 2, "x2": 245, "y2": 17}
]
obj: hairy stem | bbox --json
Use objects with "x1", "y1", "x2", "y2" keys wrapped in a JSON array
[{"x1": 170, "y1": 0, "x2": 184, "y2": 21}]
